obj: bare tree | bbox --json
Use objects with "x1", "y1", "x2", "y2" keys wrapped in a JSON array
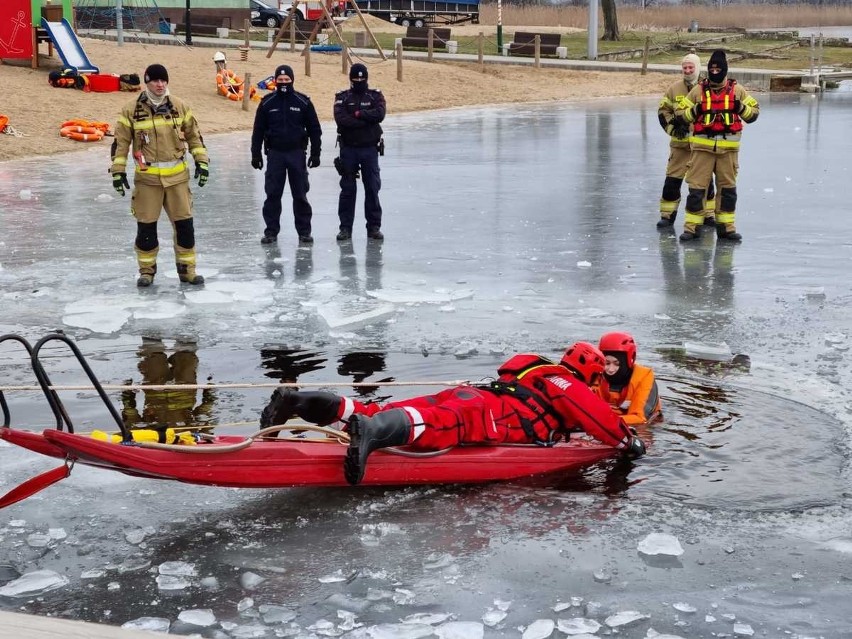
[{"x1": 601, "y1": 0, "x2": 620, "y2": 41}]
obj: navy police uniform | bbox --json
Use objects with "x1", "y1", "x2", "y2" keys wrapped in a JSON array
[
  {"x1": 251, "y1": 65, "x2": 322, "y2": 243},
  {"x1": 334, "y1": 63, "x2": 386, "y2": 240}
]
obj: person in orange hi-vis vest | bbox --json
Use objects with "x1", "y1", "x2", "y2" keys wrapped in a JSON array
[{"x1": 597, "y1": 332, "x2": 662, "y2": 426}]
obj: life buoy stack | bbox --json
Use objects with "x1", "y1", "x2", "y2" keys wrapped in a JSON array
[
  {"x1": 0, "y1": 115, "x2": 9, "y2": 134},
  {"x1": 59, "y1": 119, "x2": 111, "y2": 142}
]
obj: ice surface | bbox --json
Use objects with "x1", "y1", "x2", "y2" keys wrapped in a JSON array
[
  {"x1": 240, "y1": 571, "x2": 267, "y2": 589},
  {"x1": 435, "y1": 621, "x2": 485, "y2": 639},
  {"x1": 367, "y1": 623, "x2": 435, "y2": 638},
  {"x1": 178, "y1": 608, "x2": 217, "y2": 627},
  {"x1": 638, "y1": 533, "x2": 685, "y2": 556},
  {"x1": 366, "y1": 288, "x2": 474, "y2": 304},
  {"x1": 682, "y1": 341, "x2": 733, "y2": 362},
  {"x1": 121, "y1": 617, "x2": 171, "y2": 632},
  {"x1": 401, "y1": 613, "x2": 452, "y2": 625},
  {"x1": 158, "y1": 561, "x2": 198, "y2": 576},
  {"x1": 318, "y1": 304, "x2": 396, "y2": 331},
  {"x1": 0, "y1": 569, "x2": 69, "y2": 597},
  {"x1": 522, "y1": 619, "x2": 555, "y2": 639},
  {"x1": 605, "y1": 611, "x2": 649, "y2": 627},
  {"x1": 557, "y1": 618, "x2": 601, "y2": 635},
  {"x1": 481, "y1": 610, "x2": 506, "y2": 627}
]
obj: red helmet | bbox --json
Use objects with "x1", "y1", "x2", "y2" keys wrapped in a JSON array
[
  {"x1": 598, "y1": 331, "x2": 637, "y2": 368},
  {"x1": 560, "y1": 341, "x2": 605, "y2": 385}
]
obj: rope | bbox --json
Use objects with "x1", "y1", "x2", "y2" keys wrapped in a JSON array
[
  {"x1": 1, "y1": 124, "x2": 27, "y2": 137},
  {"x1": 0, "y1": 380, "x2": 473, "y2": 392}
]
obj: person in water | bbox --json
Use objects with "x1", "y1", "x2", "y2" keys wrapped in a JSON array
[
  {"x1": 260, "y1": 342, "x2": 646, "y2": 485},
  {"x1": 597, "y1": 332, "x2": 662, "y2": 426}
]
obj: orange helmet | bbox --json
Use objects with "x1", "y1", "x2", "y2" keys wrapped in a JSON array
[
  {"x1": 599, "y1": 331, "x2": 637, "y2": 368},
  {"x1": 560, "y1": 341, "x2": 605, "y2": 385}
]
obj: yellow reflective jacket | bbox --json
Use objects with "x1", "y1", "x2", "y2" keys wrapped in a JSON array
[
  {"x1": 658, "y1": 77, "x2": 697, "y2": 149},
  {"x1": 110, "y1": 93, "x2": 208, "y2": 187}
]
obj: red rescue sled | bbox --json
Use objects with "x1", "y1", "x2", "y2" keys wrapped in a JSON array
[
  {"x1": 0, "y1": 427, "x2": 616, "y2": 488},
  {"x1": 0, "y1": 332, "x2": 619, "y2": 508}
]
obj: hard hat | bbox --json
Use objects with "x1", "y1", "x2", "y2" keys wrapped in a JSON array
[
  {"x1": 560, "y1": 342, "x2": 605, "y2": 386},
  {"x1": 213, "y1": 51, "x2": 226, "y2": 63},
  {"x1": 599, "y1": 332, "x2": 637, "y2": 369}
]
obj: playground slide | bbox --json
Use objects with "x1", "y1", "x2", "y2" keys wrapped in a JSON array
[{"x1": 40, "y1": 18, "x2": 99, "y2": 74}]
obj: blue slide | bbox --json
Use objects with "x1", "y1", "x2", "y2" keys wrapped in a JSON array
[{"x1": 40, "y1": 18, "x2": 99, "y2": 74}]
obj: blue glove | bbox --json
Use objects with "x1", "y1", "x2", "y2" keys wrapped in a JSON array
[
  {"x1": 195, "y1": 162, "x2": 209, "y2": 187},
  {"x1": 112, "y1": 172, "x2": 130, "y2": 196}
]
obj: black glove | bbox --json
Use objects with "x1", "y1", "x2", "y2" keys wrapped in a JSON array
[
  {"x1": 672, "y1": 118, "x2": 690, "y2": 139},
  {"x1": 195, "y1": 162, "x2": 209, "y2": 187},
  {"x1": 691, "y1": 102, "x2": 704, "y2": 119},
  {"x1": 734, "y1": 98, "x2": 743, "y2": 114},
  {"x1": 251, "y1": 155, "x2": 263, "y2": 171},
  {"x1": 624, "y1": 436, "x2": 646, "y2": 460},
  {"x1": 112, "y1": 172, "x2": 130, "y2": 196},
  {"x1": 307, "y1": 155, "x2": 320, "y2": 169}
]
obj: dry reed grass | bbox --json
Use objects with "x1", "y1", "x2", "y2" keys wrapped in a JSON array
[{"x1": 479, "y1": 4, "x2": 852, "y2": 29}]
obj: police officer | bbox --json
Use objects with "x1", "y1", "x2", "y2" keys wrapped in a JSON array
[
  {"x1": 251, "y1": 64, "x2": 321, "y2": 246},
  {"x1": 334, "y1": 63, "x2": 386, "y2": 242}
]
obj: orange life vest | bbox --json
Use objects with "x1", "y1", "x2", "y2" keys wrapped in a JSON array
[{"x1": 692, "y1": 79, "x2": 743, "y2": 136}]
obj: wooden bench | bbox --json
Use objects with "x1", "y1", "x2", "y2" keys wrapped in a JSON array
[
  {"x1": 400, "y1": 26, "x2": 452, "y2": 50},
  {"x1": 176, "y1": 23, "x2": 222, "y2": 37},
  {"x1": 508, "y1": 31, "x2": 561, "y2": 56}
]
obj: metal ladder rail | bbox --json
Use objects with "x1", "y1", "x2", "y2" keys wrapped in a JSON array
[
  {"x1": 31, "y1": 333, "x2": 127, "y2": 438},
  {"x1": 0, "y1": 334, "x2": 68, "y2": 430}
]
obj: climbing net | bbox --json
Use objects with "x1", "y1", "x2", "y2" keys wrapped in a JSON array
[{"x1": 75, "y1": 0, "x2": 167, "y2": 33}]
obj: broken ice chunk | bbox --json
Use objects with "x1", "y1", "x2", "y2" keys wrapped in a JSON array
[{"x1": 638, "y1": 533, "x2": 684, "y2": 557}]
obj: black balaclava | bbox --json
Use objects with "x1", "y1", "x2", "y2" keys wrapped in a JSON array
[
  {"x1": 603, "y1": 351, "x2": 632, "y2": 391},
  {"x1": 349, "y1": 63, "x2": 368, "y2": 94},
  {"x1": 274, "y1": 65, "x2": 294, "y2": 94},
  {"x1": 708, "y1": 49, "x2": 728, "y2": 85}
]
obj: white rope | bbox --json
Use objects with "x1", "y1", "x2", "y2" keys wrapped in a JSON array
[
  {"x1": 0, "y1": 380, "x2": 474, "y2": 392},
  {"x1": 1, "y1": 124, "x2": 27, "y2": 137}
]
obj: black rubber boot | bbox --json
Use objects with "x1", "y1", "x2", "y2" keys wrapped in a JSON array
[
  {"x1": 656, "y1": 216, "x2": 675, "y2": 229},
  {"x1": 259, "y1": 389, "x2": 342, "y2": 428},
  {"x1": 344, "y1": 409, "x2": 411, "y2": 485}
]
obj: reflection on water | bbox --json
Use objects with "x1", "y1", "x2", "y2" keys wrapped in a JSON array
[{"x1": 121, "y1": 337, "x2": 216, "y2": 430}]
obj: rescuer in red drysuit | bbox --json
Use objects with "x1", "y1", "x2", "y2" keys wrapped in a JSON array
[{"x1": 260, "y1": 341, "x2": 647, "y2": 485}]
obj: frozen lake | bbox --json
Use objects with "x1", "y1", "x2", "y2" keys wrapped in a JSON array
[{"x1": 2, "y1": 90, "x2": 852, "y2": 638}]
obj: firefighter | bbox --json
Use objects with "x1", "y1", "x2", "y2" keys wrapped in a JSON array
[
  {"x1": 597, "y1": 332, "x2": 661, "y2": 426},
  {"x1": 110, "y1": 64, "x2": 209, "y2": 287},
  {"x1": 676, "y1": 50, "x2": 760, "y2": 242},
  {"x1": 260, "y1": 342, "x2": 646, "y2": 485},
  {"x1": 251, "y1": 64, "x2": 322, "y2": 246},
  {"x1": 333, "y1": 63, "x2": 386, "y2": 242},
  {"x1": 656, "y1": 53, "x2": 717, "y2": 230}
]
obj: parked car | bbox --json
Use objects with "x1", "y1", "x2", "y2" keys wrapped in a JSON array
[{"x1": 250, "y1": 0, "x2": 286, "y2": 28}]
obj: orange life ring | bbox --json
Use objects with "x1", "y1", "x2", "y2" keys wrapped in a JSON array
[
  {"x1": 60, "y1": 126, "x2": 104, "y2": 142},
  {"x1": 60, "y1": 120, "x2": 111, "y2": 134},
  {"x1": 0, "y1": 115, "x2": 8, "y2": 132}
]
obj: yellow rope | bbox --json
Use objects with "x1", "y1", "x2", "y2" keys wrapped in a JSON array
[{"x1": 0, "y1": 380, "x2": 473, "y2": 392}]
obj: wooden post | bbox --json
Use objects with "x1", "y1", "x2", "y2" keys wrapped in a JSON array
[
  {"x1": 428, "y1": 28, "x2": 434, "y2": 63},
  {"x1": 641, "y1": 36, "x2": 650, "y2": 75},
  {"x1": 478, "y1": 31, "x2": 484, "y2": 71},
  {"x1": 242, "y1": 72, "x2": 252, "y2": 111},
  {"x1": 243, "y1": 18, "x2": 250, "y2": 49},
  {"x1": 534, "y1": 34, "x2": 540, "y2": 69},
  {"x1": 305, "y1": 43, "x2": 311, "y2": 77},
  {"x1": 342, "y1": 41, "x2": 349, "y2": 74},
  {"x1": 290, "y1": 18, "x2": 296, "y2": 51},
  {"x1": 396, "y1": 41, "x2": 403, "y2": 82}
]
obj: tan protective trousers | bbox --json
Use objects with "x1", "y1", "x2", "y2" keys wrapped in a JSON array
[{"x1": 684, "y1": 150, "x2": 739, "y2": 234}]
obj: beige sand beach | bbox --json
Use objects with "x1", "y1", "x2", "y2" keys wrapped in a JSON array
[{"x1": 0, "y1": 26, "x2": 672, "y2": 163}]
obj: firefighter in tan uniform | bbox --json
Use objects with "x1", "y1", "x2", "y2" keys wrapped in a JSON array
[
  {"x1": 676, "y1": 50, "x2": 760, "y2": 242},
  {"x1": 110, "y1": 64, "x2": 209, "y2": 287},
  {"x1": 656, "y1": 53, "x2": 716, "y2": 230}
]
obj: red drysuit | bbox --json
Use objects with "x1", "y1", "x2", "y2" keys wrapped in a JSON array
[{"x1": 334, "y1": 354, "x2": 636, "y2": 452}]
